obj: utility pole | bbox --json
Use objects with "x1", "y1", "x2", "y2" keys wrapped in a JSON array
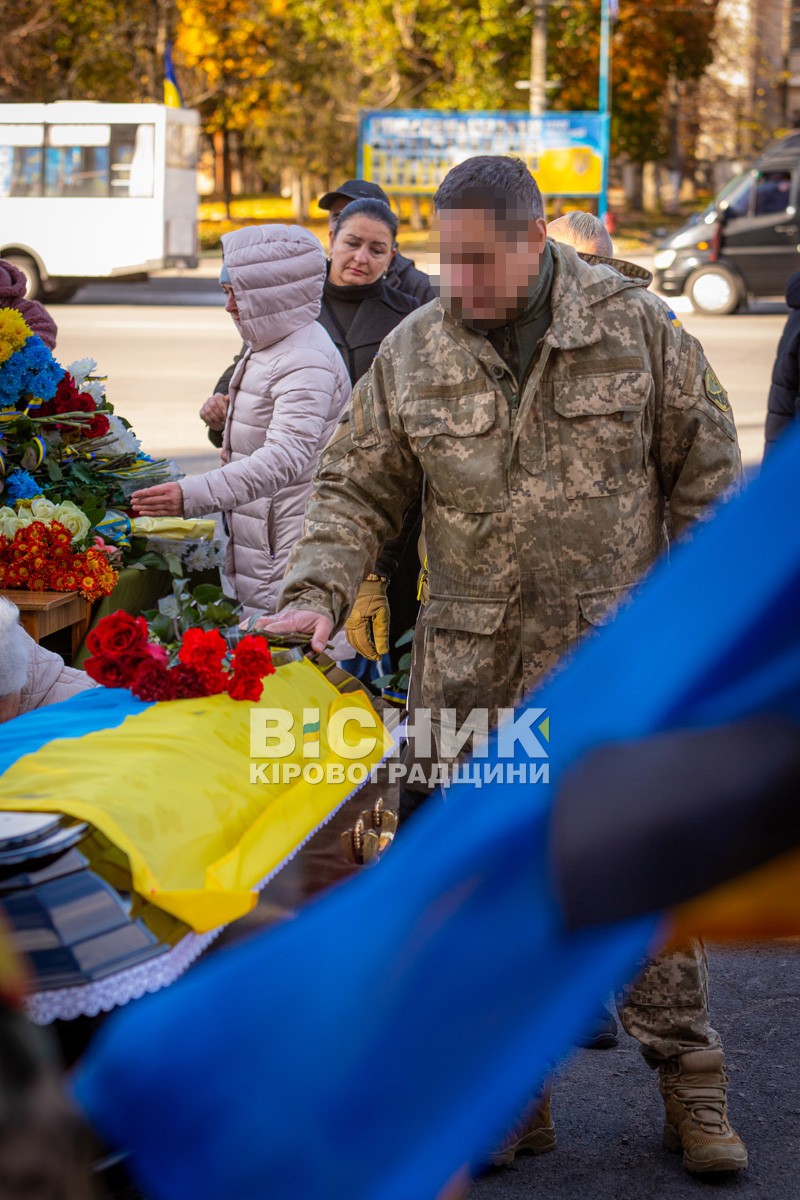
[
  {"x1": 529, "y1": 0, "x2": 547, "y2": 117},
  {"x1": 598, "y1": 0, "x2": 612, "y2": 221}
]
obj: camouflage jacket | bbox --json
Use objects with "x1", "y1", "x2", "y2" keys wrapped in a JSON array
[{"x1": 280, "y1": 242, "x2": 741, "y2": 729}]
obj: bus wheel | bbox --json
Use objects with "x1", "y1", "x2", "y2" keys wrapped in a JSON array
[
  {"x1": 686, "y1": 265, "x2": 744, "y2": 315},
  {"x1": 4, "y1": 254, "x2": 42, "y2": 301},
  {"x1": 44, "y1": 284, "x2": 79, "y2": 304}
]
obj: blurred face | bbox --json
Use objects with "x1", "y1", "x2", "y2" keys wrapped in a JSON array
[
  {"x1": 329, "y1": 215, "x2": 396, "y2": 286},
  {"x1": 327, "y1": 197, "x2": 348, "y2": 236},
  {"x1": 436, "y1": 208, "x2": 548, "y2": 328},
  {"x1": 222, "y1": 283, "x2": 240, "y2": 322}
]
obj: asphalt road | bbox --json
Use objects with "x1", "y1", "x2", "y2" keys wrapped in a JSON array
[
  {"x1": 52, "y1": 260, "x2": 784, "y2": 474},
  {"x1": 471, "y1": 943, "x2": 799, "y2": 1200}
]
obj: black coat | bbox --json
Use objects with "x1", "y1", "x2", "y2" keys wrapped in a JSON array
[
  {"x1": 386, "y1": 252, "x2": 436, "y2": 305},
  {"x1": 765, "y1": 271, "x2": 800, "y2": 455},
  {"x1": 318, "y1": 276, "x2": 419, "y2": 387}
]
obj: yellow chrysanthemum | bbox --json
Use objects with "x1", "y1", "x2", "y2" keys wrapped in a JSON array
[{"x1": 0, "y1": 308, "x2": 32, "y2": 366}]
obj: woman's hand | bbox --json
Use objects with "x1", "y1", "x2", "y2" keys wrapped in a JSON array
[
  {"x1": 130, "y1": 483, "x2": 185, "y2": 517},
  {"x1": 200, "y1": 393, "x2": 230, "y2": 431}
]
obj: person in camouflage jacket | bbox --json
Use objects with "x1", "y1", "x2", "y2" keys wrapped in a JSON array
[{"x1": 259, "y1": 157, "x2": 746, "y2": 1177}]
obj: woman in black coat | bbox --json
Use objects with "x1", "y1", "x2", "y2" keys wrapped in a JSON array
[
  {"x1": 765, "y1": 270, "x2": 800, "y2": 455},
  {"x1": 320, "y1": 197, "x2": 423, "y2": 676},
  {"x1": 318, "y1": 197, "x2": 420, "y2": 385}
]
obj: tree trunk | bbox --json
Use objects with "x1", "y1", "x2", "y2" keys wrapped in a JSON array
[
  {"x1": 642, "y1": 161, "x2": 659, "y2": 214},
  {"x1": 621, "y1": 161, "x2": 643, "y2": 210},
  {"x1": 222, "y1": 128, "x2": 233, "y2": 219}
]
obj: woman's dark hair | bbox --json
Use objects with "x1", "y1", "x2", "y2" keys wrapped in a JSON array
[{"x1": 333, "y1": 198, "x2": 398, "y2": 243}]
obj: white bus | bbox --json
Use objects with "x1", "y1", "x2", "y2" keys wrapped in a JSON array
[{"x1": 0, "y1": 101, "x2": 199, "y2": 301}]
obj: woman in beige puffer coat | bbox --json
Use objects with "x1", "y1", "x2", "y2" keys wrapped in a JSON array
[
  {"x1": 0, "y1": 598, "x2": 97, "y2": 723},
  {"x1": 132, "y1": 225, "x2": 351, "y2": 617}
]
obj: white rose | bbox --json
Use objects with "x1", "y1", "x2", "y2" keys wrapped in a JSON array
[
  {"x1": 30, "y1": 497, "x2": 57, "y2": 521},
  {"x1": 52, "y1": 501, "x2": 91, "y2": 543},
  {"x1": 0, "y1": 507, "x2": 21, "y2": 538}
]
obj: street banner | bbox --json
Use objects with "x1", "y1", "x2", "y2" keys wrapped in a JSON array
[{"x1": 358, "y1": 109, "x2": 605, "y2": 197}]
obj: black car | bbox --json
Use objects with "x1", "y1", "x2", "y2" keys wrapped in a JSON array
[{"x1": 654, "y1": 132, "x2": 800, "y2": 314}]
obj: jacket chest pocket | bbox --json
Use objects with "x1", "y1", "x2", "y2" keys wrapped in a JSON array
[
  {"x1": 403, "y1": 390, "x2": 505, "y2": 513},
  {"x1": 552, "y1": 372, "x2": 651, "y2": 499}
]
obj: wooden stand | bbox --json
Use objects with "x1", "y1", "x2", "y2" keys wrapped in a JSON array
[{"x1": 0, "y1": 590, "x2": 93, "y2": 659}]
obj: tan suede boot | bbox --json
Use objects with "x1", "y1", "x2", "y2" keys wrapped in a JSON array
[
  {"x1": 490, "y1": 1081, "x2": 556, "y2": 1167},
  {"x1": 659, "y1": 1048, "x2": 748, "y2": 1173}
]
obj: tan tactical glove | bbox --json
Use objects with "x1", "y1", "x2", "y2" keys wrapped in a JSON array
[{"x1": 345, "y1": 574, "x2": 390, "y2": 661}]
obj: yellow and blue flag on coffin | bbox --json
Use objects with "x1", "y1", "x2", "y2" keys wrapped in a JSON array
[
  {"x1": 164, "y1": 44, "x2": 182, "y2": 109},
  {"x1": 73, "y1": 427, "x2": 800, "y2": 1200},
  {"x1": 0, "y1": 657, "x2": 391, "y2": 933}
]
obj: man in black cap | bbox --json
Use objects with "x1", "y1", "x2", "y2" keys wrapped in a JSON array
[
  {"x1": 202, "y1": 180, "x2": 435, "y2": 447},
  {"x1": 317, "y1": 179, "x2": 435, "y2": 305}
]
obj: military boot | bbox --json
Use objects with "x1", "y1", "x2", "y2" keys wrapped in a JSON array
[
  {"x1": 490, "y1": 1081, "x2": 556, "y2": 1168},
  {"x1": 659, "y1": 1048, "x2": 748, "y2": 1173}
]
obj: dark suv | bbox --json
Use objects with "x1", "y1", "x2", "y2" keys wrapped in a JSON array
[{"x1": 654, "y1": 132, "x2": 800, "y2": 314}]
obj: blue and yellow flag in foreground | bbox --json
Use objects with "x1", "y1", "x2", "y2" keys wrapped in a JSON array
[
  {"x1": 74, "y1": 429, "x2": 800, "y2": 1200},
  {"x1": 164, "y1": 43, "x2": 182, "y2": 109}
]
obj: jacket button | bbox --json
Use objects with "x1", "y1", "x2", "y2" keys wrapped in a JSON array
[{"x1": 489, "y1": 364, "x2": 504, "y2": 379}]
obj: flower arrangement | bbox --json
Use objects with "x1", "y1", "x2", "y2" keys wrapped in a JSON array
[
  {"x1": 0, "y1": 519, "x2": 118, "y2": 600},
  {"x1": 84, "y1": 610, "x2": 275, "y2": 702},
  {"x1": 0, "y1": 310, "x2": 182, "y2": 530}
]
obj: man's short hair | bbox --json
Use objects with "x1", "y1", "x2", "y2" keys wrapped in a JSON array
[
  {"x1": 547, "y1": 211, "x2": 613, "y2": 258},
  {"x1": 434, "y1": 156, "x2": 544, "y2": 222}
]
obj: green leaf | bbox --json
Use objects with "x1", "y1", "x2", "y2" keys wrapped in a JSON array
[
  {"x1": 165, "y1": 552, "x2": 184, "y2": 577},
  {"x1": 394, "y1": 626, "x2": 416, "y2": 647},
  {"x1": 398, "y1": 651, "x2": 413, "y2": 670},
  {"x1": 46, "y1": 459, "x2": 63, "y2": 482},
  {"x1": 192, "y1": 583, "x2": 224, "y2": 604},
  {"x1": 149, "y1": 613, "x2": 175, "y2": 642},
  {"x1": 158, "y1": 595, "x2": 180, "y2": 619},
  {"x1": 132, "y1": 550, "x2": 170, "y2": 571}
]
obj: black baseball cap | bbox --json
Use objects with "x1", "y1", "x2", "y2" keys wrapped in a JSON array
[{"x1": 317, "y1": 179, "x2": 391, "y2": 211}]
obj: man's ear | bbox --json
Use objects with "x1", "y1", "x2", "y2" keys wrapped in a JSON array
[{"x1": 529, "y1": 217, "x2": 548, "y2": 252}]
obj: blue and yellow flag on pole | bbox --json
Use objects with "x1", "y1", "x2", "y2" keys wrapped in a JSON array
[{"x1": 164, "y1": 43, "x2": 182, "y2": 108}]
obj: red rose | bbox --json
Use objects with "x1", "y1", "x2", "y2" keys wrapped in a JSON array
[
  {"x1": 86, "y1": 412, "x2": 110, "y2": 438},
  {"x1": 85, "y1": 610, "x2": 150, "y2": 660},
  {"x1": 168, "y1": 664, "x2": 211, "y2": 700},
  {"x1": 84, "y1": 654, "x2": 144, "y2": 689}
]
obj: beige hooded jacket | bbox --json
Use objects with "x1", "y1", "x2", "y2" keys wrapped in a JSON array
[{"x1": 180, "y1": 225, "x2": 351, "y2": 616}]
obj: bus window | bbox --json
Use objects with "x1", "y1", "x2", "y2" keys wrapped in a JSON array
[
  {"x1": 110, "y1": 124, "x2": 155, "y2": 197},
  {"x1": 0, "y1": 125, "x2": 44, "y2": 197}
]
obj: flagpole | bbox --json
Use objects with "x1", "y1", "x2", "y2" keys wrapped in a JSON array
[{"x1": 598, "y1": 0, "x2": 612, "y2": 222}]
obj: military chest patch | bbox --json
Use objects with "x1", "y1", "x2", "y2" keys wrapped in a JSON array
[{"x1": 704, "y1": 366, "x2": 730, "y2": 413}]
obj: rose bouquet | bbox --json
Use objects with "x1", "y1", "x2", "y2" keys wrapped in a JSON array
[{"x1": 84, "y1": 610, "x2": 275, "y2": 702}]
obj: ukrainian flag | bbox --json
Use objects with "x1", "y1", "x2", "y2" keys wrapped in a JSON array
[{"x1": 164, "y1": 43, "x2": 182, "y2": 109}]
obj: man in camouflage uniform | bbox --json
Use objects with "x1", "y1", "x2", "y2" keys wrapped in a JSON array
[{"x1": 259, "y1": 156, "x2": 747, "y2": 1175}]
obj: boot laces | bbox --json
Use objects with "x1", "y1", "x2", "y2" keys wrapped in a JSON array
[{"x1": 671, "y1": 1082, "x2": 729, "y2": 1135}]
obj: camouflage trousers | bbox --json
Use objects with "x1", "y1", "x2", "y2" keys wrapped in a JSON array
[{"x1": 617, "y1": 938, "x2": 721, "y2": 1065}]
